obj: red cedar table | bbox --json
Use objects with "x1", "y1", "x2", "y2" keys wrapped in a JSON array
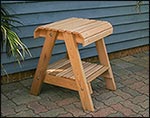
[{"x1": 30, "y1": 17, "x2": 116, "y2": 111}]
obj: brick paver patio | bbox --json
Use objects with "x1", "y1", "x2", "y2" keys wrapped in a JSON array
[{"x1": 1, "y1": 51, "x2": 149, "y2": 117}]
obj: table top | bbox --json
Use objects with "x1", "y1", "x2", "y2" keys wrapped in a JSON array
[{"x1": 34, "y1": 17, "x2": 113, "y2": 46}]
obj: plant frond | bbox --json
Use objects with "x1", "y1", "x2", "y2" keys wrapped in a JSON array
[{"x1": 1, "y1": 6, "x2": 32, "y2": 75}]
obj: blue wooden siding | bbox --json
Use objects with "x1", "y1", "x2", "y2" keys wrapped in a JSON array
[{"x1": 1, "y1": 1, "x2": 149, "y2": 75}]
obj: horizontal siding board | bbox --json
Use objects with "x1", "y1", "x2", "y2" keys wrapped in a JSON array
[
  {"x1": 2, "y1": 1, "x2": 149, "y2": 15},
  {"x1": 98, "y1": 13, "x2": 149, "y2": 26},
  {"x1": 1, "y1": 53, "x2": 66, "y2": 75},
  {"x1": 80, "y1": 37, "x2": 149, "y2": 59},
  {"x1": 106, "y1": 37, "x2": 149, "y2": 53},
  {"x1": 105, "y1": 29, "x2": 149, "y2": 44},
  {"x1": 1, "y1": 1, "x2": 32, "y2": 4},
  {"x1": 12, "y1": 20, "x2": 149, "y2": 40},
  {"x1": 112, "y1": 21, "x2": 149, "y2": 34},
  {"x1": 20, "y1": 38, "x2": 63, "y2": 49},
  {"x1": 1, "y1": 43, "x2": 66, "y2": 64},
  {"x1": 1, "y1": 1, "x2": 149, "y2": 75},
  {"x1": 12, "y1": 5, "x2": 149, "y2": 27},
  {"x1": 11, "y1": 12, "x2": 149, "y2": 27}
]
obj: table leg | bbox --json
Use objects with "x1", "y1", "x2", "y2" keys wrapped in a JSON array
[
  {"x1": 63, "y1": 32, "x2": 94, "y2": 111},
  {"x1": 95, "y1": 38, "x2": 116, "y2": 90},
  {"x1": 30, "y1": 31, "x2": 58, "y2": 95}
]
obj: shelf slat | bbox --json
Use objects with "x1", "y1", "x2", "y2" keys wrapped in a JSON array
[
  {"x1": 46, "y1": 58, "x2": 108, "y2": 83},
  {"x1": 64, "y1": 61, "x2": 88, "y2": 79},
  {"x1": 87, "y1": 66, "x2": 109, "y2": 83},
  {"x1": 47, "y1": 58, "x2": 67, "y2": 69}
]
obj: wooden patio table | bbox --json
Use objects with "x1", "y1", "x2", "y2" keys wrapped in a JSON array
[{"x1": 30, "y1": 17, "x2": 116, "y2": 111}]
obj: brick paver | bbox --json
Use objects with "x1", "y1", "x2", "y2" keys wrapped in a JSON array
[
  {"x1": 56, "y1": 97, "x2": 79, "y2": 106},
  {"x1": 91, "y1": 107, "x2": 117, "y2": 117},
  {"x1": 114, "y1": 89, "x2": 132, "y2": 100},
  {"x1": 7, "y1": 110, "x2": 38, "y2": 117},
  {"x1": 111, "y1": 103, "x2": 136, "y2": 116},
  {"x1": 139, "y1": 100, "x2": 149, "y2": 109},
  {"x1": 121, "y1": 87, "x2": 142, "y2": 97},
  {"x1": 1, "y1": 51, "x2": 149, "y2": 117},
  {"x1": 103, "y1": 96, "x2": 124, "y2": 106},
  {"x1": 63, "y1": 104, "x2": 86, "y2": 117},
  {"x1": 120, "y1": 100, "x2": 145, "y2": 113},
  {"x1": 27, "y1": 101, "x2": 48, "y2": 114},
  {"x1": 129, "y1": 81, "x2": 146, "y2": 90},
  {"x1": 107, "y1": 111, "x2": 125, "y2": 117},
  {"x1": 57, "y1": 112, "x2": 73, "y2": 117},
  {"x1": 38, "y1": 98, "x2": 59, "y2": 110},
  {"x1": 130, "y1": 95, "x2": 149, "y2": 104},
  {"x1": 14, "y1": 104, "x2": 28, "y2": 113},
  {"x1": 39, "y1": 108, "x2": 67, "y2": 117}
]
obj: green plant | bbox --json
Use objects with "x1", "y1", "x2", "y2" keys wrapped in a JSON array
[
  {"x1": 1, "y1": 6, "x2": 32, "y2": 75},
  {"x1": 136, "y1": 1, "x2": 143, "y2": 13}
]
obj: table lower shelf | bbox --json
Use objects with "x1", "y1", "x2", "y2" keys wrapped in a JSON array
[{"x1": 45, "y1": 58, "x2": 109, "y2": 83}]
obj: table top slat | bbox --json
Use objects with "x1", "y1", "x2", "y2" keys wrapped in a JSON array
[
  {"x1": 34, "y1": 17, "x2": 113, "y2": 46},
  {"x1": 46, "y1": 18, "x2": 80, "y2": 30},
  {"x1": 41, "y1": 17, "x2": 78, "y2": 28},
  {"x1": 72, "y1": 21, "x2": 103, "y2": 33},
  {"x1": 83, "y1": 28, "x2": 113, "y2": 46},
  {"x1": 82, "y1": 22, "x2": 112, "y2": 38},
  {"x1": 59, "y1": 19, "x2": 95, "y2": 33}
]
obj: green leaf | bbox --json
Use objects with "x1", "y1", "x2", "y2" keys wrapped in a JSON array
[{"x1": 1, "y1": 6, "x2": 32, "y2": 75}]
